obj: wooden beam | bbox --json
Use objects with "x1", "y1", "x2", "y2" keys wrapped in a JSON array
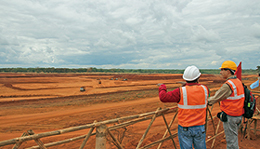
[
  {"x1": 139, "y1": 133, "x2": 178, "y2": 149},
  {"x1": 0, "y1": 107, "x2": 177, "y2": 147},
  {"x1": 27, "y1": 130, "x2": 47, "y2": 149},
  {"x1": 28, "y1": 133, "x2": 96, "y2": 149},
  {"x1": 157, "y1": 111, "x2": 178, "y2": 149},
  {"x1": 12, "y1": 132, "x2": 29, "y2": 149},
  {"x1": 136, "y1": 107, "x2": 161, "y2": 149},
  {"x1": 206, "y1": 130, "x2": 224, "y2": 143},
  {"x1": 161, "y1": 113, "x2": 177, "y2": 149},
  {"x1": 107, "y1": 129, "x2": 124, "y2": 149},
  {"x1": 211, "y1": 119, "x2": 221, "y2": 148},
  {"x1": 79, "y1": 120, "x2": 96, "y2": 149},
  {"x1": 95, "y1": 124, "x2": 107, "y2": 149},
  {"x1": 252, "y1": 91, "x2": 260, "y2": 94}
]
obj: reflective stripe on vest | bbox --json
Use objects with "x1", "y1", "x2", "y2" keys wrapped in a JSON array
[
  {"x1": 226, "y1": 80, "x2": 245, "y2": 100},
  {"x1": 178, "y1": 85, "x2": 208, "y2": 109},
  {"x1": 220, "y1": 78, "x2": 245, "y2": 116}
]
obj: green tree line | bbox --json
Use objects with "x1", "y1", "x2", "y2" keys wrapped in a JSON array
[{"x1": 0, "y1": 67, "x2": 258, "y2": 74}]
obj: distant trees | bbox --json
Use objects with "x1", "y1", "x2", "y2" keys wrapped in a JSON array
[
  {"x1": 0, "y1": 67, "x2": 258, "y2": 74},
  {"x1": 0, "y1": 67, "x2": 182, "y2": 74}
]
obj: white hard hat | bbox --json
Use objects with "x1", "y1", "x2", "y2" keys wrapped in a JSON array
[{"x1": 183, "y1": 65, "x2": 201, "y2": 81}]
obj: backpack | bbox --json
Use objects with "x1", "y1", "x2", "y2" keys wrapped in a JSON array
[
  {"x1": 242, "y1": 83, "x2": 256, "y2": 118},
  {"x1": 241, "y1": 83, "x2": 257, "y2": 139}
]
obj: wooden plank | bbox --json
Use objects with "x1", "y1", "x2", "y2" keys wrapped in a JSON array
[
  {"x1": 136, "y1": 107, "x2": 161, "y2": 149},
  {"x1": 161, "y1": 113, "x2": 177, "y2": 149},
  {"x1": 79, "y1": 121, "x2": 96, "y2": 149},
  {"x1": 211, "y1": 119, "x2": 221, "y2": 148},
  {"x1": 247, "y1": 120, "x2": 251, "y2": 140},
  {"x1": 139, "y1": 133, "x2": 178, "y2": 149},
  {"x1": 256, "y1": 107, "x2": 260, "y2": 114},
  {"x1": 27, "y1": 130, "x2": 47, "y2": 149},
  {"x1": 12, "y1": 132, "x2": 29, "y2": 149},
  {"x1": 207, "y1": 106, "x2": 216, "y2": 135},
  {"x1": 252, "y1": 91, "x2": 260, "y2": 94},
  {"x1": 28, "y1": 116, "x2": 164, "y2": 149},
  {"x1": 157, "y1": 111, "x2": 178, "y2": 149},
  {"x1": 0, "y1": 107, "x2": 177, "y2": 147},
  {"x1": 2, "y1": 104, "x2": 227, "y2": 149},
  {"x1": 206, "y1": 131, "x2": 224, "y2": 143},
  {"x1": 107, "y1": 129, "x2": 124, "y2": 149},
  {"x1": 28, "y1": 133, "x2": 96, "y2": 149},
  {"x1": 252, "y1": 115, "x2": 260, "y2": 120},
  {"x1": 109, "y1": 116, "x2": 153, "y2": 131},
  {"x1": 95, "y1": 124, "x2": 107, "y2": 149}
]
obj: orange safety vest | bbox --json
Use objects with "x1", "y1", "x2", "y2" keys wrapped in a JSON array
[
  {"x1": 178, "y1": 85, "x2": 208, "y2": 127},
  {"x1": 220, "y1": 78, "x2": 245, "y2": 116}
]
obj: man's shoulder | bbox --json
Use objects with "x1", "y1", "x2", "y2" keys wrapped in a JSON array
[{"x1": 185, "y1": 83, "x2": 209, "y2": 91}]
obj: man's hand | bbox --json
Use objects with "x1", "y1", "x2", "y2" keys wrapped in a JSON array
[
  {"x1": 157, "y1": 83, "x2": 163, "y2": 86},
  {"x1": 176, "y1": 81, "x2": 186, "y2": 86}
]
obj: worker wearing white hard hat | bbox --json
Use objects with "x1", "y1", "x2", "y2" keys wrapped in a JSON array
[
  {"x1": 182, "y1": 65, "x2": 202, "y2": 81},
  {"x1": 158, "y1": 65, "x2": 209, "y2": 149}
]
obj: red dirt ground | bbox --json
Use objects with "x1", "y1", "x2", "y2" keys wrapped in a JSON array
[{"x1": 0, "y1": 73, "x2": 259, "y2": 149}]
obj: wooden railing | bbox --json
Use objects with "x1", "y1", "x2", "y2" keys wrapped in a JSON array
[
  {"x1": 0, "y1": 107, "x2": 180, "y2": 149},
  {"x1": 1, "y1": 92, "x2": 259, "y2": 149}
]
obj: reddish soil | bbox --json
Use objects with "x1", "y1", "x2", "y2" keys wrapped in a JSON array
[{"x1": 0, "y1": 73, "x2": 259, "y2": 149}]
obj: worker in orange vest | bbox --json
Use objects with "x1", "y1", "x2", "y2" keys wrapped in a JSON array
[
  {"x1": 208, "y1": 60, "x2": 245, "y2": 149},
  {"x1": 158, "y1": 65, "x2": 209, "y2": 149}
]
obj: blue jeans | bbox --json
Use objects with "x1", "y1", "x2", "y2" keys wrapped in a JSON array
[{"x1": 178, "y1": 125, "x2": 206, "y2": 149}]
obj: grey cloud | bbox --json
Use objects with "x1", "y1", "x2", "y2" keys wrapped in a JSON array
[
  {"x1": 190, "y1": 25, "x2": 220, "y2": 43},
  {"x1": 58, "y1": 47, "x2": 141, "y2": 66},
  {"x1": 0, "y1": 0, "x2": 259, "y2": 69},
  {"x1": 0, "y1": 37, "x2": 9, "y2": 46},
  {"x1": 251, "y1": 23, "x2": 260, "y2": 39}
]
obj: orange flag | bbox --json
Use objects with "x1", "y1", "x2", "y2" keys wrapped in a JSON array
[{"x1": 235, "y1": 62, "x2": 242, "y2": 81}]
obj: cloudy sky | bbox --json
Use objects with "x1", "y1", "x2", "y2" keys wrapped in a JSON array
[{"x1": 0, "y1": 0, "x2": 260, "y2": 69}]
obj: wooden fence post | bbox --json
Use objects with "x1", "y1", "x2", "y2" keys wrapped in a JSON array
[
  {"x1": 161, "y1": 113, "x2": 177, "y2": 149},
  {"x1": 95, "y1": 124, "x2": 107, "y2": 149},
  {"x1": 79, "y1": 124, "x2": 96, "y2": 149},
  {"x1": 211, "y1": 119, "x2": 221, "y2": 148},
  {"x1": 27, "y1": 130, "x2": 47, "y2": 149},
  {"x1": 107, "y1": 129, "x2": 124, "y2": 149},
  {"x1": 136, "y1": 107, "x2": 161, "y2": 149},
  {"x1": 157, "y1": 111, "x2": 178, "y2": 149},
  {"x1": 12, "y1": 132, "x2": 29, "y2": 149},
  {"x1": 247, "y1": 119, "x2": 251, "y2": 140}
]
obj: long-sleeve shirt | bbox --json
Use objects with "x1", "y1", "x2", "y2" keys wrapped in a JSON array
[
  {"x1": 159, "y1": 83, "x2": 209, "y2": 103},
  {"x1": 208, "y1": 78, "x2": 233, "y2": 105}
]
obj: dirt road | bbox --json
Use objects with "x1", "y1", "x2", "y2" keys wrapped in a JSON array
[{"x1": 0, "y1": 73, "x2": 259, "y2": 148}]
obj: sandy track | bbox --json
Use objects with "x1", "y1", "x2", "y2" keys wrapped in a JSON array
[{"x1": 0, "y1": 97, "x2": 158, "y2": 128}]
